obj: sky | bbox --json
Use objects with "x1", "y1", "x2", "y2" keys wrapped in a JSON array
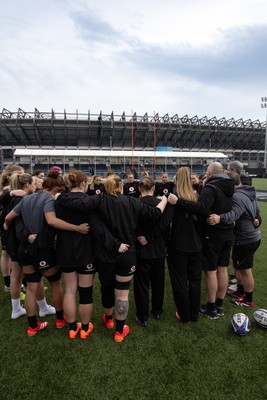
[{"x1": 1, "y1": 0, "x2": 267, "y2": 123}]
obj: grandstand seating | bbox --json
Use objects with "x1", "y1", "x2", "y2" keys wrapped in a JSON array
[{"x1": 1, "y1": 109, "x2": 266, "y2": 175}]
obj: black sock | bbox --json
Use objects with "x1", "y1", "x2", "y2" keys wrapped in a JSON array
[
  {"x1": 82, "y1": 323, "x2": 89, "y2": 331},
  {"x1": 244, "y1": 291, "x2": 253, "y2": 303},
  {"x1": 215, "y1": 298, "x2": 224, "y2": 307},
  {"x1": 69, "y1": 321, "x2": 77, "y2": 331},
  {"x1": 56, "y1": 310, "x2": 64, "y2": 320},
  {"x1": 105, "y1": 314, "x2": 113, "y2": 321},
  {"x1": 237, "y1": 284, "x2": 244, "y2": 295},
  {"x1": 28, "y1": 315, "x2": 38, "y2": 329},
  {"x1": 22, "y1": 278, "x2": 27, "y2": 287},
  {"x1": 115, "y1": 319, "x2": 125, "y2": 334},
  {"x1": 4, "y1": 276, "x2": 10, "y2": 287},
  {"x1": 207, "y1": 302, "x2": 216, "y2": 311}
]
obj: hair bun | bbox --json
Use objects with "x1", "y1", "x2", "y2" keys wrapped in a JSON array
[{"x1": 47, "y1": 170, "x2": 60, "y2": 179}]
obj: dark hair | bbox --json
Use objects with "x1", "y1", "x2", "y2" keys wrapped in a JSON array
[
  {"x1": 240, "y1": 173, "x2": 252, "y2": 186},
  {"x1": 42, "y1": 170, "x2": 65, "y2": 191},
  {"x1": 229, "y1": 172, "x2": 241, "y2": 186},
  {"x1": 67, "y1": 169, "x2": 87, "y2": 189},
  {"x1": 33, "y1": 169, "x2": 44, "y2": 177}
]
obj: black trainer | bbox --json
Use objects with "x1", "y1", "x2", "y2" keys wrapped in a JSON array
[
  {"x1": 216, "y1": 306, "x2": 224, "y2": 317},
  {"x1": 199, "y1": 304, "x2": 219, "y2": 320},
  {"x1": 151, "y1": 309, "x2": 163, "y2": 320},
  {"x1": 135, "y1": 315, "x2": 148, "y2": 328}
]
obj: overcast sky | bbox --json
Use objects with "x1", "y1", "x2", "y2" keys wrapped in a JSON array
[{"x1": 1, "y1": 0, "x2": 267, "y2": 122}]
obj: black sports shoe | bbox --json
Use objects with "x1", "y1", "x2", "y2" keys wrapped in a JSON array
[
  {"x1": 135, "y1": 315, "x2": 148, "y2": 327},
  {"x1": 216, "y1": 306, "x2": 224, "y2": 317},
  {"x1": 151, "y1": 309, "x2": 163, "y2": 320},
  {"x1": 199, "y1": 304, "x2": 219, "y2": 320}
]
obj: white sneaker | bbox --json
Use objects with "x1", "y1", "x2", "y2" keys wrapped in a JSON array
[
  {"x1": 11, "y1": 307, "x2": 26, "y2": 320},
  {"x1": 39, "y1": 305, "x2": 56, "y2": 317},
  {"x1": 228, "y1": 284, "x2": 237, "y2": 291}
]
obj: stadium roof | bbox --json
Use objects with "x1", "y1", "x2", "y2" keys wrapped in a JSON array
[{"x1": 1, "y1": 108, "x2": 265, "y2": 151}]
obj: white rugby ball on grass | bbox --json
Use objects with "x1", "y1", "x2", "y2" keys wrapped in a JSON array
[
  {"x1": 253, "y1": 309, "x2": 267, "y2": 329},
  {"x1": 231, "y1": 313, "x2": 251, "y2": 335}
]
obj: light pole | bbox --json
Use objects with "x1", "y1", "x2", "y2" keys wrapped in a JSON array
[{"x1": 261, "y1": 97, "x2": 267, "y2": 174}]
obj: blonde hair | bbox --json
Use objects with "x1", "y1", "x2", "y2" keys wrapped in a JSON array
[
  {"x1": 104, "y1": 175, "x2": 122, "y2": 196},
  {"x1": 89, "y1": 175, "x2": 101, "y2": 191},
  {"x1": 10, "y1": 173, "x2": 33, "y2": 191},
  {"x1": 176, "y1": 167, "x2": 198, "y2": 202},
  {"x1": 0, "y1": 164, "x2": 24, "y2": 189}
]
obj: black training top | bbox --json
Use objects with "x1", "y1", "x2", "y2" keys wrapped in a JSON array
[
  {"x1": 136, "y1": 195, "x2": 169, "y2": 259},
  {"x1": 56, "y1": 192, "x2": 162, "y2": 262},
  {"x1": 87, "y1": 183, "x2": 105, "y2": 196},
  {"x1": 55, "y1": 192, "x2": 95, "y2": 268},
  {"x1": 154, "y1": 181, "x2": 174, "y2": 197},
  {"x1": 177, "y1": 174, "x2": 235, "y2": 240},
  {"x1": 123, "y1": 181, "x2": 140, "y2": 198}
]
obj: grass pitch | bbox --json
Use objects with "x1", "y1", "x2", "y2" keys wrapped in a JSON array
[{"x1": 0, "y1": 203, "x2": 266, "y2": 400}]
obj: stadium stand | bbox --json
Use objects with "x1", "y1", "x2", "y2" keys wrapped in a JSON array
[{"x1": 0, "y1": 108, "x2": 266, "y2": 176}]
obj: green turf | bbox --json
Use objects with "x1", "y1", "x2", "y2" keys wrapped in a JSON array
[
  {"x1": 1, "y1": 204, "x2": 267, "y2": 400},
  {"x1": 252, "y1": 178, "x2": 267, "y2": 191}
]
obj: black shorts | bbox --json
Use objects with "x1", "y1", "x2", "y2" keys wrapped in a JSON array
[
  {"x1": 18, "y1": 242, "x2": 57, "y2": 272},
  {"x1": 17, "y1": 242, "x2": 32, "y2": 267},
  {"x1": 232, "y1": 240, "x2": 261, "y2": 270},
  {"x1": 33, "y1": 248, "x2": 57, "y2": 272},
  {"x1": 0, "y1": 231, "x2": 7, "y2": 250},
  {"x1": 61, "y1": 262, "x2": 96, "y2": 274},
  {"x1": 202, "y1": 238, "x2": 232, "y2": 271},
  {"x1": 97, "y1": 252, "x2": 136, "y2": 285}
]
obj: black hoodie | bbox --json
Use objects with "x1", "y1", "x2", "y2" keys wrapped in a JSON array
[
  {"x1": 220, "y1": 185, "x2": 261, "y2": 245},
  {"x1": 176, "y1": 174, "x2": 235, "y2": 240}
]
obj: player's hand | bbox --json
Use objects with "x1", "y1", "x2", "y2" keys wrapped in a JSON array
[
  {"x1": 137, "y1": 236, "x2": 148, "y2": 246},
  {"x1": 168, "y1": 193, "x2": 178, "y2": 205},
  {"x1": 77, "y1": 223, "x2": 90, "y2": 234},
  {"x1": 118, "y1": 243, "x2": 130, "y2": 253}
]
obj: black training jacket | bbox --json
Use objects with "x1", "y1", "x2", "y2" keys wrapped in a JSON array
[{"x1": 177, "y1": 174, "x2": 235, "y2": 241}]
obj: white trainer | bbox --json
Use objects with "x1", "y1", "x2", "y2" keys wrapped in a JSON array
[
  {"x1": 39, "y1": 305, "x2": 56, "y2": 317},
  {"x1": 11, "y1": 307, "x2": 27, "y2": 320}
]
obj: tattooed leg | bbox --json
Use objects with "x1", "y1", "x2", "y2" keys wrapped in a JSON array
[{"x1": 115, "y1": 298, "x2": 129, "y2": 320}]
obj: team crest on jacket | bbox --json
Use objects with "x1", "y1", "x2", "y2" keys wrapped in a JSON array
[
  {"x1": 86, "y1": 263, "x2": 93, "y2": 270},
  {"x1": 39, "y1": 261, "x2": 47, "y2": 268},
  {"x1": 163, "y1": 188, "x2": 169, "y2": 194},
  {"x1": 96, "y1": 189, "x2": 100, "y2": 195},
  {"x1": 129, "y1": 186, "x2": 134, "y2": 192},
  {"x1": 131, "y1": 265, "x2": 136, "y2": 272}
]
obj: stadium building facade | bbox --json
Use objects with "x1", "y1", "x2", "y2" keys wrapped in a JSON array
[{"x1": 0, "y1": 108, "x2": 266, "y2": 176}]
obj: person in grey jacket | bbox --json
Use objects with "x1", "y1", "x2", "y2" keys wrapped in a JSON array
[{"x1": 207, "y1": 173, "x2": 261, "y2": 308}]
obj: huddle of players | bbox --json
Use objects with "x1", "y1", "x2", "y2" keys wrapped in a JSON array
[
  {"x1": 123, "y1": 163, "x2": 261, "y2": 322},
  {"x1": 71, "y1": 164, "x2": 261, "y2": 324},
  {"x1": 0, "y1": 161, "x2": 260, "y2": 341}
]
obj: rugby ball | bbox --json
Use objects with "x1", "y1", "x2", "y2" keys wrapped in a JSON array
[
  {"x1": 231, "y1": 313, "x2": 251, "y2": 335},
  {"x1": 253, "y1": 309, "x2": 267, "y2": 329}
]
